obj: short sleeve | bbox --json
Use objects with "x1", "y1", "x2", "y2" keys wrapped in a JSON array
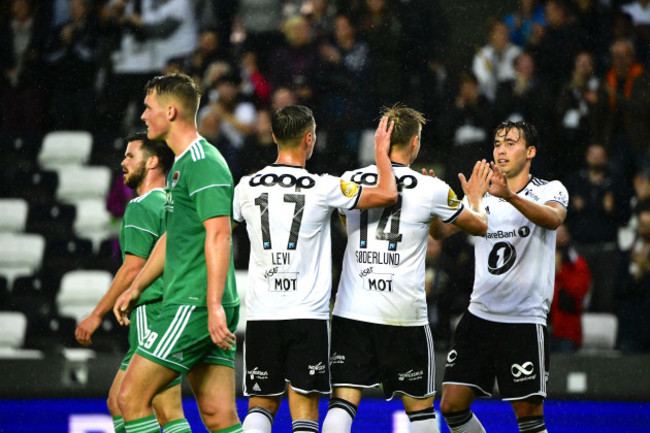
[
  {"x1": 542, "y1": 180, "x2": 569, "y2": 208},
  {"x1": 232, "y1": 179, "x2": 245, "y2": 224},
  {"x1": 429, "y1": 178, "x2": 464, "y2": 224},
  {"x1": 187, "y1": 157, "x2": 234, "y2": 221},
  {"x1": 322, "y1": 174, "x2": 362, "y2": 211},
  {"x1": 122, "y1": 202, "x2": 160, "y2": 258}
]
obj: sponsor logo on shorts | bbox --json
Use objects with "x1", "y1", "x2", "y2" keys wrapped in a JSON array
[
  {"x1": 446, "y1": 349, "x2": 458, "y2": 366},
  {"x1": 398, "y1": 369, "x2": 423, "y2": 382},
  {"x1": 308, "y1": 362, "x2": 326, "y2": 376},
  {"x1": 330, "y1": 352, "x2": 345, "y2": 365},
  {"x1": 248, "y1": 367, "x2": 269, "y2": 381},
  {"x1": 252, "y1": 383, "x2": 262, "y2": 392},
  {"x1": 171, "y1": 351, "x2": 183, "y2": 360},
  {"x1": 511, "y1": 361, "x2": 536, "y2": 383}
]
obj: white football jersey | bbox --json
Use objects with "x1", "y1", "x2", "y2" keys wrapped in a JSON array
[
  {"x1": 233, "y1": 164, "x2": 361, "y2": 320},
  {"x1": 334, "y1": 163, "x2": 464, "y2": 326},
  {"x1": 468, "y1": 177, "x2": 569, "y2": 325}
]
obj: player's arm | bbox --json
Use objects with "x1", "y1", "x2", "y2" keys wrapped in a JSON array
[
  {"x1": 113, "y1": 233, "x2": 167, "y2": 325},
  {"x1": 204, "y1": 215, "x2": 237, "y2": 350},
  {"x1": 429, "y1": 160, "x2": 491, "y2": 239},
  {"x1": 356, "y1": 116, "x2": 398, "y2": 209},
  {"x1": 488, "y1": 161, "x2": 566, "y2": 229},
  {"x1": 75, "y1": 253, "x2": 145, "y2": 346}
]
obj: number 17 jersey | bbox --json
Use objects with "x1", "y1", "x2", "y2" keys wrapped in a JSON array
[
  {"x1": 233, "y1": 164, "x2": 362, "y2": 321},
  {"x1": 334, "y1": 163, "x2": 464, "y2": 326}
]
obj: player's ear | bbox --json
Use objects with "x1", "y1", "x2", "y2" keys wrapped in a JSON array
[
  {"x1": 527, "y1": 145, "x2": 536, "y2": 160},
  {"x1": 146, "y1": 154, "x2": 160, "y2": 170},
  {"x1": 168, "y1": 104, "x2": 177, "y2": 121}
]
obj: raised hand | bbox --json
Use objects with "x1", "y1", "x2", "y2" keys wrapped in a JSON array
[
  {"x1": 375, "y1": 116, "x2": 395, "y2": 158},
  {"x1": 488, "y1": 161, "x2": 513, "y2": 199},
  {"x1": 461, "y1": 159, "x2": 492, "y2": 205}
]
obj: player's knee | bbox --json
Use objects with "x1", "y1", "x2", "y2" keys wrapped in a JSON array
[
  {"x1": 439, "y1": 397, "x2": 466, "y2": 415},
  {"x1": 197, "y1": 399, "x2": 238, "y2": 429},
  {"x1": 106, "y1": 394, "x2": 121, "y2": 417},
  {"x1": 152, "y1": 400, "x2": 183, "y2": 426}
]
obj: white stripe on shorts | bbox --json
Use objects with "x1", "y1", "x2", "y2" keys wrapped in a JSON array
[
  {"x1": 424, "y1": 324, "x2": 436, "y2": 395},
  {"x1": 153, "y1": 305, "x2": 194, "y2": 358},
  {"x1": 537, "y1": 324, "x2": 546, "y2": 395}
]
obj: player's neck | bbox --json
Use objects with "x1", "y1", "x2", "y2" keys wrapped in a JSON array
[
  {"x1": 389, "y1": 154, "x2": 410, "y2": 166},
  {"x1": 165, "y1": 123, "x2": 200, "y2": 156},
  {"x1": 507, "y1": 169, "x2": 531, "y2": 193},
  {"x1": 136, "y1": 173, "x2": 166, "y2": 197},
  {"x1": 275, "y1": 150, "x2": 306, "y2": 167}
]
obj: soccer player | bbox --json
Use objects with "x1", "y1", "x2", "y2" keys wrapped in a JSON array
[
  {"x1": 75, "y1": 132, "x2": 190, "y2": 433},
  {"x1": 113, "y1": 73, "x2": 242, "y2": 433},
  {"x1": 232, "y1": 105, "x2": 398, "y2": 433},
  {"x1": 322, "y1": 104, "x2": 491, "y2": 433},
  {"x1": 437, "y1": 120, "x2": 568, "y2": 433}
]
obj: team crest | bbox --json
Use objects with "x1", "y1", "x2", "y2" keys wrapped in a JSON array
[
  {"x1": 340, "y1": 179, "x2": 360, "y2": 198},
  {"x1": 171, "y1": 171, "x2": 180, "y2": 189},
  {"x1": 447, "y1": 188, "x2": 461, "y2": 208}
]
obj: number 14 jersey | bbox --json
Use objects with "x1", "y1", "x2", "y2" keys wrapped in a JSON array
[
  {"x1": 233, "y1": 164, "x2": 362, "y2": 321},
  {"x1": 334, "y1": 163, "x2": 464, "y2": 326}
]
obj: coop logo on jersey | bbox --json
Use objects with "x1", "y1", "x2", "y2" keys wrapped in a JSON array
[
  {"x1": 171, "y1": 171, "x2": 180, "y2": 189},
  {"x1": 249, "y1": 173, "x2": 316, "y2": 191},
  {"x1": 511, "y1": 362, "x2": 536, "y2": 382},
  {"x1": 447, "y1": 188, "x2": 461, "y2": 208},
  {"x1": 397, "y1": 369, "x2": 423, "y2": 382},
  {"x1": 308, "y1": 362, "x2": 326, "y2": 376},
  {"x1": 340, "y1": 179, "x2": 360, "y2": 198},
  {"x1": 248, "y1": 367, "x2": 269, "y2": 381}
]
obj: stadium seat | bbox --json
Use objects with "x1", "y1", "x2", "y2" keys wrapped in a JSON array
[
  {"x1": 0, "y1": 277, "x2": 8, "y2": 309},
  {"x1": 56, "y1": 166, "x2": 112, "y2": 204},
  {"x1": 0, "y1": 311, "x2": 43, "y2": 359},
  {"x1": 56, "y1": 269, "x2": 113, "y2": 322},
  {"x1": 12, "y1": 170, "x2": 59, "y2": 205},
  {"x1": 42, "y1": 237, "x2": 94, "y2": 278},
  {"x1": 581, "y1": 312, "x2": 618, "y2": 352},
  {"x1": 357, "y1": 128, "x2": 377, "y2": 166},
  {"x1": 26, "y1": 203, "x2": 76, "y2": 238},
  {"x1": 0, "y1": 198, "x2": 29, "y2": 233},
  {"x1": 11, "y1": 275, "x2": 59, "y2": 318},
  {"x1": 73, "y1": 199, "x2": 116, "y2": 253},
  {"x1": 24, "y1": 314, "x2": 77, "y2": 353},
  {"x1": 0, "y1": 233, "x2": 45, "y2": 288},
  {"x1": 37, "y1": 131, "x2": 93, "y2": 170}
]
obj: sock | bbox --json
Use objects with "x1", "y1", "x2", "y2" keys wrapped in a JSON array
[
  {"x1": 112, "y1": 415, "x2": 126, "y2": 433},
  {"x1": 292, "y1": 419, "x2": 318, "y2": 433},
  {"x1": 163, "y1": 418, "x2": 192, "y2": 433},
  {"x1": 124, "y1": 414, "x2": 160, "y2": 433},
  {"x1": 407, "y1": 407, "x2": 440, "y2": 433},
  {"x1": 518, "y1": 415, "x2": 547, "y2": 433},
  {"x1": 443, "y1": 409, "x2": 486, "y2": 433},
  {"x1": 212, "y1": 424, "x2": 244, "y2": 433},
  {"x1": 242, "y1": 407, "x2": 273, "y2": 433},
  {"x1": 322, "y1": 398, "x2": 358, "y2": 433}
]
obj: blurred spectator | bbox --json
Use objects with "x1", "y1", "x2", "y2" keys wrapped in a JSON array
[
  {"x1": 571, "y1": 0, "x2": 612, "y2": 70},
  {"x1": 528, "y1": 0, "x2": 586, "y2": 95},
  {"x1": 564, "y1": 143, "x2": 630, "y2": 312},
  {"x1": 240, "y1": 108, "x2": 276, "y2": 175},
  {"x1": 617, "y1": 198, "x2": 650, "y2": 353},
  {"x1": 620, "y1": 0, "x2": 650, "y2": 65},
  {"x1": 596, "y1": 38, "x2": 650, "y2": 181},
  {"x1": 44, "y1": 0, "x2": 98, "y2": 131},
  {"x1": 235, "y1": 0, "x2": 285, "y2": 72},
  {"x1": 270, "y1": 86, "x2": 298, "y2": 111},
  {"x1": 554, "y1": 51, "x2": 601, "y2": 178},
  {"x1": 359, "y1": 0, "x2": 404, "y2": 107},
  {"x1": 503, "y1": 0, "x2": 546, "y2": 47},
  {"x1": 268, "y1": 14, "x2": 321, "y2": 106},
  {"x1": 550, "y1": 224, "x2": 591, "y2": 353},
  {"x1": 193, "y1": 0, "x2": 236, "y2": 54},
  {"x1": 148, "y1": 0, "x2": 198, "y2": 72},
  {"x1": 0, "y1": 0, "x2": 48, "y2": 135},
  {"x1": 197, "y1": 103, "x2": 239, "y2": 179},
  {"x1": 472, "y1": 19, "x2": 522, "y2": 102},
  {"x1": 444, "y1": 71, "x2": 493, "y2": 193},
  {"x1": 302, "y1": 0, "x2": 335, "y2": 44},
  {"x1": 186, "y1": 29, "x2": 232, "y2": 88},
  {"x1": 320, "y1": 13, "x2": 372, "y2": 170},
  {"x1": 424, "y1": 236, "x2": 451, "y2": 349},
  {"x1": 239, "y1": 50, "x2": 271, "y2": 106}
]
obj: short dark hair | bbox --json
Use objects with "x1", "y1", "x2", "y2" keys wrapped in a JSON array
[
  {"x1": 124, "y1": 131, "x2": 175, "y2": 174},
  {"x1": 636, "y1": 198, "x2": 650, "y2": 216},
  {"x1": 493, "y1": 120, "x2": 539, "y2": 149},
  {"x1": 271, "y1": 105, "x2": 315, "y2": 145},
  {"x1": 143, "y1": 73, "x2": 201, "y2": 121}
]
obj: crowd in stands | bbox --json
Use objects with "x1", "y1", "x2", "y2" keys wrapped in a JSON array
[{"x1": 2, "y1": 0, "x2": 650, "y2": 353}]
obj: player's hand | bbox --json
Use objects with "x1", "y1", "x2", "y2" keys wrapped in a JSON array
[
  {"x1": 113, "y1": 288, "x2": 139, "y2": 326},
  {"x1": 374, "y1": 116, "x2": 394, "y2": 157},
  {"x1": 421, "y1": 168, "x2": 436, "y2": 178},
  {"x1": 208, "y1": 305, "x2": 236, "y2": 350},
  {"x1": 488, "y1": 161, "x2": 513, "y2": 200},
  {"x1": 461, "y1": 159, "x2": 492, "y2": 202},
  {"x1": 75, "y1": 314, "x2": 101, "y2": 346}
]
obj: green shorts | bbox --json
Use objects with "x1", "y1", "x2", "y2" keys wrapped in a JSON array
[
  {"x1": 135, "y1": 303, "x2": 239, "y2": 373},
  {"x1": 120, "y1": 302, "x2": 182, "y2": 387}
]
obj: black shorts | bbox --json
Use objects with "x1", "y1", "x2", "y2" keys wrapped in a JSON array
[
  {"x1": 330, "y1": 316, "x2": 436, "y2": 400},
  {"x1": 442, "y1": 312, "x2": 550, "y2": 400},
  {"x1": 243, "y1": 319, "x2": 331, "y2": 396}
]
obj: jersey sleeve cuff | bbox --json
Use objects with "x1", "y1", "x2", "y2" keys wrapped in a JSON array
[{"x1": 442, "y1": 202, "x2": 464, "y2": 224}]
